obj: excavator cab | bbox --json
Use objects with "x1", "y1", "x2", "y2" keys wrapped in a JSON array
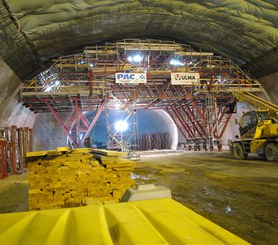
[
  {"x1": 239, "y1": 110, "x2": 271, "y2": 139},
  {"x1": 239, "y1": 111, "x2": 257, "y2": 138}
]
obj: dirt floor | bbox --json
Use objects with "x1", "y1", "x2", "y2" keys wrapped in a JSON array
[
  {"x1": 0, "y1": 172, "x2": 28, "y2": 213},
  {"x1": 134, "y1": 151, "x2": 278, "y2": 245},
  {"x1": 0, "y1": 150, "x2": 277, "y2": 244}
]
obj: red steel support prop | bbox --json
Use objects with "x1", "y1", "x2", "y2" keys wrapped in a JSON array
[
  {"x1": 182, "y1": 103, "x2": 207, "y2": 137},
  {"x1": 18, "y1": 128, "x2": 24, "y2": 169},
  {"x1": 80, "y1": 98, "x2": 107, "y2": 145},
  {"x1": 46, "y1": 101, "x2": 77, "y2": 147},
  {"x1": 74, "y1": 103, "x2": 90, "y2": 128},
  {"x1": 213, "y1": 107, "x2": 226, "y2": 139},
  {"x1": 89, "y1": 71, "x2": 94, "y2": 96},
  {"x1": 172, "y1": 107, "x2": 195, "y2": 139},
  {"x1": 0, "y1": 138, "x2": 8, "y2": 179},
  {"x1": 186, "y1": 92, "x2": 207, "y2": 124},
  {"x1": 23, "y1": 127, "x2": 29, "y2": 167},
  {"x1": 179, "y1": 103, "x2": 206, "y2": 138},
  {"x1": 218, "y1": 113, "x2": 233, "y2": 139},
  {"x1": 10, "y1": 126, "x2": 18, "y2": 174},
  {"x1": 65, "y1": 110, "x2": 77, "y2": 129},
  {"x1": 47, "y1": 99, "x2": 106, "y2": 147},
  {"x1": 213, "y1": 107, "x2": 233, "y2": 140},
  {"x1": 28, "y1": 128, "x2": 33, "y2": 152},
  {"x1": 166, "y1": 109, "x2": 189, "y2": 140}
]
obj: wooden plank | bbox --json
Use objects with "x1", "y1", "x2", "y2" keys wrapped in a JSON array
[
  {"x1": 28, "y1": 147, "x2": 135, "y2": 209},
  {"x1": 26, "y1": 151, "x2": 48, "y2": 158},
  {"x1": 56, "y1": 147, "x2": 71, "y2": 152},
  {"x1": 92, "y1": 149, "x2": 127, "y2": 157},
  {"x1": 46, "y1": 150, "x2": 63, "y2": 156}
]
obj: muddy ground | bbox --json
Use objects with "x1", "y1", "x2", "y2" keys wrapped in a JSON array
[
  {"x1": 134, "y1": 151, "x2": 278, "y2": 245},
  {"x1": 0, "y1": 151, "x2": 277, "y2": 244}
]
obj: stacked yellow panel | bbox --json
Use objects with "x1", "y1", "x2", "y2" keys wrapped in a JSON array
[{"x1": 27, "y1": 148, "x2": 135, "y2": 210}]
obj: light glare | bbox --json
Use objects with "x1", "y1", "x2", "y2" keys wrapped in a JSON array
[
  {"x1": 170, "y1": 59, "x2": 184, "y2": 66},
  {"x1": 115, "y1": 120, "x2": 128, "y2": 131},
  {"x1": 133, "y1": 55, "x2": 143, "y2": 62}
]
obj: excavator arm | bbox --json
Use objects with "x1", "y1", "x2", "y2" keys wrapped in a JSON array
[{"x1": 232, "y1": 91, "x2": 278, "y2": 120}]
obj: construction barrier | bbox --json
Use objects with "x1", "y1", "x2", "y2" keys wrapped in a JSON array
[{"x1": 0, "y1": 198, "x2": 250, "y2": 244}]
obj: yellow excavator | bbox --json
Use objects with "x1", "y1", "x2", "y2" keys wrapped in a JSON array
[{"x1": 230, "y1": 91, "x2": 278, "y2": 161}]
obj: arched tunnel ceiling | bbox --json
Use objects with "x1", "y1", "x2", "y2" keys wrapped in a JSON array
[{"x1": 1, "y1": 0, "x2": 278, "y2": 80}]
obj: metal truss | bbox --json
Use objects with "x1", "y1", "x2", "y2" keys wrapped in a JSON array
[
  {"x1": 46, "y1": 98, "x2": 107, "y2": 148},
  {"x1": 18, "y1": 39, "x2": 264, "y2": 150}
]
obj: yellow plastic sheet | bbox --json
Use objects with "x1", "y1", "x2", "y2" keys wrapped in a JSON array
[{"x1": 0, "y1": 198, "x2": 250, "y2": 245}]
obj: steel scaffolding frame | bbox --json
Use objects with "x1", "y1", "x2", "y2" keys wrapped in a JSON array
[
  {"x1": 18, "y1": 39, "x2": 263, "y2": 150},
  {"x1": 106, "y1": 100, "x2": 139, "y2": 159}
]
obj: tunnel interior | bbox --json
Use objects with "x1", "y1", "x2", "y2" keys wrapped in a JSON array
[{"x1": 0, "y1": 2, "x2": 278, "y2": 245}]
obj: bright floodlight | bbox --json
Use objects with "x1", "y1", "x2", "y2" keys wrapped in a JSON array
[
  {"x1": 127, "y1": 56, "x2": 133, "y2": 62},
  {"x1": 45, "y1": 86, "x2": 52, "y2": 92},
  {"x1": 115, "y1": 120, "x2": 128, "y2": 131},
  {"x1": 133, "y1": 54, "x2": 143, "y2": 62},
  {"x1": 54, "y1": 80, "x2": 60, "y2": 86},
  {"x1": 170, "y1": 59, "x2": 184, "y2": 66}
]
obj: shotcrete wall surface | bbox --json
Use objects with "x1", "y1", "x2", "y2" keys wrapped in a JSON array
[
  {"x1": 0, "y1": 58, "x2": 35, "y2": 129},
  {"x1": 259, "y1": 71, "x2": 278, "y2": 105},
  {"x1": 32, "y1": 113, "x2": 68, "y2": 151}
]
